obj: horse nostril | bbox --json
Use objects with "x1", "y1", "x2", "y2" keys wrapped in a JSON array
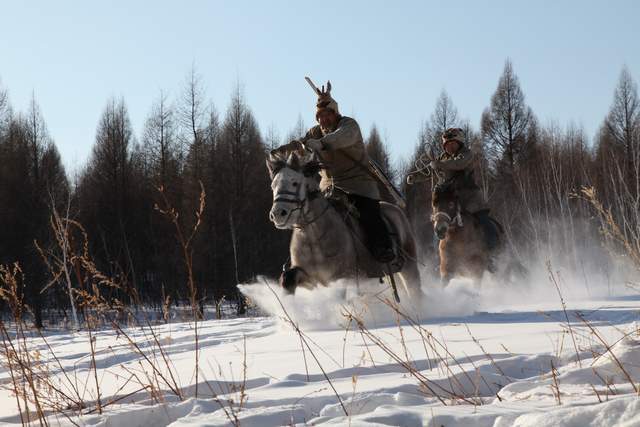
[{"x1": 279, "y1": 209, "x2": 287, "y2": 217}]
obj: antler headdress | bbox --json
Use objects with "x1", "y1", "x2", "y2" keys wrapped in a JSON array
[{"x1": 305, "y1": 76, "x2": 339, "y2": 120}]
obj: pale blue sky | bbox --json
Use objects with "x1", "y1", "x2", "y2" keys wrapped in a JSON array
[{"x1": 1, "y1": 1, "x2": 638, "y2": 174}]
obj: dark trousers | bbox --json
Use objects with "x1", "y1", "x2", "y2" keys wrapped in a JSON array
[
  {"x1": 473, "y1": 210, "x2": 499, "y2": 250},
  {"x1": 348, "y1": 194, "x2": 393, "y2": 258}
]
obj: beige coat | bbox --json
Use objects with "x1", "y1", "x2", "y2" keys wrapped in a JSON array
[{"x1": 303, "y1": 116, "x2": 381, "y2": 201}]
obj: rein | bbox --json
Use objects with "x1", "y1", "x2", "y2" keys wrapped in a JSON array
[
  {"x1": 431, "y1": 207, "x2": 464, "y2": 228},
  {"x1": 298, "y1": 191, "x2": 331, "y2": 227},
  {"x1": 273, "y1": 181, "x2": 329, "y2": 228}
]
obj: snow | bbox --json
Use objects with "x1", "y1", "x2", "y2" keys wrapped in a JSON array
[{"x1": 1, "y1": 271, "x2": 639, "y2": 426}]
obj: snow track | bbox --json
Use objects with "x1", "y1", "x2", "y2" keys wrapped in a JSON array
[{"x1": 1, "y1": 279, "x2": 639, "y2": 426}]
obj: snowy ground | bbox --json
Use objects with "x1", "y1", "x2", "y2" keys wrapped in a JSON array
[{"x1": 1, "y1": 269, "x2": 639, "y2": 426}]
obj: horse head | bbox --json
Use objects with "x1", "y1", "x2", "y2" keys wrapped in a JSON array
[
  {"x1": 431, "y1": 182, "x2": 463, "y2": 240},
  {"x1": 266, "y1": 151, "x2": 322, "y2": 229}
]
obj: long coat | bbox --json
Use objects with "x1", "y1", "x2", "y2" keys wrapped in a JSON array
[
  {"x1": 433, "y1": 145, "x2": 486, "y2": 213},
  {"x1": 303, "y1": 116, "x2": 381, "y2": 201}
]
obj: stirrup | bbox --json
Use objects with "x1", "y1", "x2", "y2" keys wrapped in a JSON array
[{"x1": 385, "y1": 263, "x2": 401, "y2": 303}]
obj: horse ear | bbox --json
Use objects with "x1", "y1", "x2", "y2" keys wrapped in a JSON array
[
  {"x1": 266, "y1": 158, "x2": 279, "y2": 179},
  {"x1": 266, "y1": 151, "x2": 285, "y2": 178},
  {"x1": 286, "y1": 153, "x2": 300, "y2": 171},
  {"x1": 268, "y1": 151, "x2": 279, "y2": 164},
  {"x1": 326, "y1": 81, "x2": 331, "y2": 94}
]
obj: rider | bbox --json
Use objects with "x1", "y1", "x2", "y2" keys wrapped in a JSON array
[
  {"x1": 429, "y1": 127, "x2": 499, "y2": 251},
  {"x1": 273, "y1": 81, "x2": 395, "y2": 263}
]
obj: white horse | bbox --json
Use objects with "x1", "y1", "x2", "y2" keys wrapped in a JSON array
[{"x1": 266, "y1": 152, "x2": 422, "y2": 300}]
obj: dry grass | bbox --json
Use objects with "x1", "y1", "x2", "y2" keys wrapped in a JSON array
[
  {"x1": 0, "y1": 184, "x2": 249, "y2": 426},
  {"x1": 2, "y1": 183, "x2": 639, "y2": 425},
  {"x1": 577, "y1": 186, "x2": 640, "y2": 272},
  {"x1": 263, "y1": 277, "x2": 349, "y2": 417},
  {"x1": 155, "y1": 182, "x2": 205, "y2": 397}
]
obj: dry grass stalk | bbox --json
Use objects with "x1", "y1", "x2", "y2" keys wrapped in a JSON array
[
  {"x1": 577, "y1": 186, "x2": 640, "y2": 269},
  {"x1": 0, "y1": 193, "x2": 249, "y2": 426},
  {"x1": 462, "y1": 351, "x2": 501, "y2": 403},
  {"x1": 376, "y1": 297, "x2": 483, "y2": 402},
  {"x1": 575, "y1": 312, "x2": 639, "y2": 394},
  {"x1": 592, "y1": 368, "x2": 615, "y2": 400},
  {"x1": 111, "y1": 321, "x2": 183, "y2": 398},
  {"x1": 547, "y1": 261, "x2": 582, "y2": 368},
  {"x1": 463, "y1": 323, "x2": 509, "y2": 383},
  {"x1": 0, "y1": 264, "x2": 50, "y2": 426},
  {"x1": 344, "y1": 302, "x2": 479, "y2": 406},
  {"x1": 263, "y1": 279, "x2": 348, "y2": 416},
  {"x1": 550, "y1": 359, "x2": 561, "y2": 405},
  {"x1": 155, "y1": 182, "x2": 205, "y2": 397},
  {"x1": 199, "y1": 337, "x2": 253, "y2": 427}
]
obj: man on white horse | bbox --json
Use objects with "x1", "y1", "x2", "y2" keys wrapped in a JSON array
[{"x1": 273, "y1": 79, "x2": 395, "y2": 263}]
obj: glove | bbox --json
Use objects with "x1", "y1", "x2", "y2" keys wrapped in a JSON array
[{"x1": 305, "y1": 138, "x2": 324, "y2": 152}]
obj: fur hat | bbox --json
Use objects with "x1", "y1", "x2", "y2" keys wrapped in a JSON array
[
  {"x1": 442, "y1": 127, "x2": 465, "y2": 145},
  {"x1": 305, "y1": 77, "x2": 339, "y2": 120}
]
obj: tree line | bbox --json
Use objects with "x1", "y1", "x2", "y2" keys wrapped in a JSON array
[{"x1": 0, "y1": 61, "x2": 638, "y2": 326}]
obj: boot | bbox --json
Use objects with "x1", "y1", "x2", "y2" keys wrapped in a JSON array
[
  {"x1": 350, "y1": 194, "x2": 395, "y2": 264},
  {"x1": 372, "y1": 241, "x2": 395, "y2": 264}
]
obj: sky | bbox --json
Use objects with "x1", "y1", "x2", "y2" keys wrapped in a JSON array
[{"x1": 1, "y1": 0, "x2": 639, "y2": 174}]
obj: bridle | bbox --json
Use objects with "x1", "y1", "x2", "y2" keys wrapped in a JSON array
[
  {"x1": 431, "y1": 202, "x2": 464, "y2": 228},
  {"x1": 272, "y1": 168, "x2": 329, "y2": 228}
]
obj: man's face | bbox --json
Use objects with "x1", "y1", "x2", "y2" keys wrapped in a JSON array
[
  {"x1": 317, "y1": 109, "x2": 339, "y2": 133},
  {"x1": 443, "y1": 140, "x2": 460, "y2": 155}
]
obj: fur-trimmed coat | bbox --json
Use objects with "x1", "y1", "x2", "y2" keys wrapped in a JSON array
[
  {"x1": 432, "y1": 145, "x2": 486, "y2": 213},
  {"x1": 303, "y1": 116, "x2": 380, "y2": 200}
]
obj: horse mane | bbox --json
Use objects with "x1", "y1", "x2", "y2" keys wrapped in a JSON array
[
  {"x1": 432, "y1": 182, "x2": 456, "y2": 204},
  {"x1": 267, "y1": 151, "x2": 323, "y2": 180}
]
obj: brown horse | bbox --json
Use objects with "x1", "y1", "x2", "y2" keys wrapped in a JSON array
[{"x1": 431, "y1": 183, "x2": 505, "y2": 286}]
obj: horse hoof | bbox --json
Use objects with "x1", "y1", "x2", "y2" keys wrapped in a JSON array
[{"x1": 280, "y1": 269, "x2": 298, "y2": 295}]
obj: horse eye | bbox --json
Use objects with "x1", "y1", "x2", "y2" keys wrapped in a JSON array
[{"x1": 292, "y1": 182, "x2": 299, "y2": 187}]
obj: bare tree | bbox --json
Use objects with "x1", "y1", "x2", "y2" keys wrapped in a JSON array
[
  {"x1": 142, "y1": 91, "x2": 178, "y2": 189},
  {"x1": 179, "y1": 65, "x2": 209, "y2": 183},
  {"x1": 366, "y1": 124, "x2": 396, "y2": 182},
  {"x1": 424, "y1": 90, "x2": 460, "y2": 158},
  {"x1": 0, "y1": 79, "x2": 11, "y2": 137},
  {"x1": 286, "y1": 114, "x2": 306, "y2": 142},
  {"x1": 481, "y1": 59, "x2": 534, "y2": 178},
  {"x1": 78, "y1": 98, "x2": 139, "y2": 301},
  {"x1": 265, "y1": 124, "x2": 281, "y2": 150},
  {"x1": 604, "y1": 66, "x2": 640, "y2": 188}
]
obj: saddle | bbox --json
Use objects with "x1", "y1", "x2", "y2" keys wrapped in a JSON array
[{"x1": 325, "y1": 190, "x2": 405, "y2": 277}]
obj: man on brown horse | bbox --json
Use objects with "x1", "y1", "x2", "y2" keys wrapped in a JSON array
[
  {"x1": 429, "y1": 128, "x2": 499, "y2": 254},
  {"x1": 272, "y1": 80, "x2": 395, "y2": 264}
]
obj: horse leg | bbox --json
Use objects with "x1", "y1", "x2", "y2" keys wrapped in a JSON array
[
  {"x1": 439, "y1": 246, "x2": 454, "y2": 287},
  {"x1": 440, "y1": 273, "x2": 452, "y2": 287},
  {"x1": 280, "y1": 267, "x2": 310, "y2": 294},
  {"x1": 468, "y1": 255, "x2": 486, "y2": 288}
]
